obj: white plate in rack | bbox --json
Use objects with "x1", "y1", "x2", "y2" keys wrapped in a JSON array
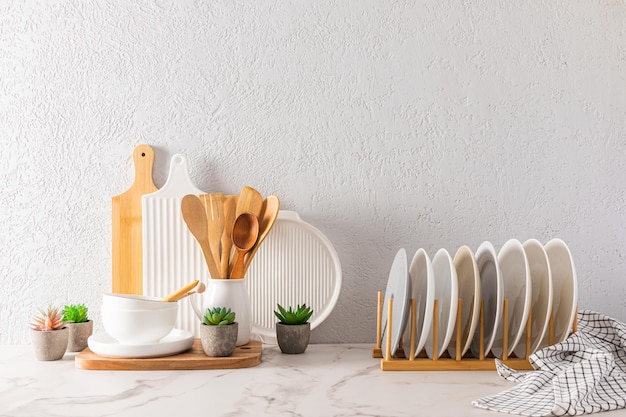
[
  {"x1": 381, "y1": 248, "x2": 411, "y2": 358},
  {"x1": 544, "y1": 238, "x2": 577, "y2": 345},
  {"x1": 402, "y1": 248, "x2": 435, "y2": 358},
  {"x1": 470, "y1": 241, "x2": 503, "y2": 358},
  {"x1": 425, "y1": 248, "x2": 458, "y2": 359},
  {"x1": 519, "y1": 238, "x2": 553, "y2": 356},
  {"x1": 449, "y1": 245, "x2": 481, "y2": 358},
  {"x1": 245, "y1": 211, "x2": 342, "y2": 344},
  {"x1": 493, "y1": 239, "x2": 531, "y2": 358}
]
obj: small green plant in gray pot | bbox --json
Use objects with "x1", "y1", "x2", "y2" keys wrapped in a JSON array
[
  {"x1": 274, "y1": 303, "x2": 313, "y2": 354},
  {"x1": 30, "y1": 306, "x2": 69, "y2": 361},
  {"x1": 200, "y1": 307, "x2": 238, "y2": 357},
  {"x1": 62, "y1": 303, "x2": 93, "y2": 352}
]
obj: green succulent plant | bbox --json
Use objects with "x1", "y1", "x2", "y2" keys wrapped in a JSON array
[
  {"x1": 203, "y1": 307, "x2": 236, "y2": 326},
  {"x1": 274, "y1": 303, "x2": 313, "y2": 325},
  {"x1": 62, "y1": 304, "x2": 89, "y2": 323}
]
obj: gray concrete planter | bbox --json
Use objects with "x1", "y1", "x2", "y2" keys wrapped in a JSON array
[
  {"x1": 66, "y1": 321, "x2": 93, "y2": 352},
  {"x1": 200, "y1": 322, "x2": 238, "y2": 357},
  {"x1": 276, "y1": 323, "x2": 310, "y2": 354},
  {"x1": 30, "y1": 327, "x2": 69, "y2": 361}
]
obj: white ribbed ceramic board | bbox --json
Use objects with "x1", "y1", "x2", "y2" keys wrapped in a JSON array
[
  {"x1": 245, "y1": 210, "x2": 342, "y2": 343},
  {"x1": 142, "y1": 154, "x2": 208, "y2": 337}
]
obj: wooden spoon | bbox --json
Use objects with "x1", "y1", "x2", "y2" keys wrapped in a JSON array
[
  {"x1": 201, "y1": 193, "x2": 224, "y2": 277},
  {"x1": 229, "y1": 212, "x2": 259, "y2": 279},
  {"x1": 161, "y1": 280, "x2": 200, "y2": 302},
  {"x1": 244, "y1": 195, "x2": 280, "y2": 273},
  {"x1": 165, "y1": 282, "x2": 206, "y2": 302},
  {"x1": 220, "y1": 195, "x2": 238, "y2": 278},
  {"x1": 181, "y1": 194, "x2": 221, "y2": 278}
]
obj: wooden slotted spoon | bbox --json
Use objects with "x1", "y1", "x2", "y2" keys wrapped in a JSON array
[
  {"x1": 220, "y1": 195, "x2": 238, "y2": 278},
  {"x1": 201, "y1": 193, "x2": 224, "y2": 277}
]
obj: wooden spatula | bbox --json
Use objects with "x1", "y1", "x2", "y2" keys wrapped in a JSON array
[
  {"x1": 181, "y1": 194, "x2": 221, "y2": 279},
  {"x1": 201, "y1": 193, "x2": 224, "y2": 278},
  {"x1": 112, "y1": 144, "x2": 158, "y2": 294},
  {"x1": 236, "y1": 185, "x2": 263, "y2": 219}
]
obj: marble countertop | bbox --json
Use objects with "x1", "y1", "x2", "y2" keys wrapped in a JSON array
[{"x1": 3, "y1": 343, "x2": 626, "y2": 417}]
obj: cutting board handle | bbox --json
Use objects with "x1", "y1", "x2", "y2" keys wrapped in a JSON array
[
  {"x1": 132, "y1": 144, "x2": 156, "y2": 189},
  {"x1": 158, "y1": 154, "x2": 204, "y2": 194}
]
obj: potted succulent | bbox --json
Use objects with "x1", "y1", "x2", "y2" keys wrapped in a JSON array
[
  {"x1": 200, "y1": 307, "x2": 238, "y2": 357},
  {"x1": 274, "y1": 303, "x2": 313, "y2": 354},
  {"x1": 61, "y1": 303, "x2": 93, "y2": 352},
  {"x1": 29, "y1": 306, "x2": 69, "y2": 361}
]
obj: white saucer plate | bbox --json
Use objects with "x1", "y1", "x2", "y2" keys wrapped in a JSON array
[{"x1": 88, "y1": 328, "x2": 194, "y2": 358}]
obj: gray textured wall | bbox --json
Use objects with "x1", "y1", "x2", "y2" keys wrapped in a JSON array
[{"x1": 1, "y1": 1, "x2": 625, "y2": 344}]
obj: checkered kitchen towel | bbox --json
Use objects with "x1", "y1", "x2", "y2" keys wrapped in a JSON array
[{"x1": 473, "y1": 311, "x2": 626, "y2": 416}]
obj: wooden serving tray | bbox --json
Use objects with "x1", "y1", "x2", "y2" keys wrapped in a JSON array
[{"x1": 75, "y1": 340, "x2": 262, "y2": 370}]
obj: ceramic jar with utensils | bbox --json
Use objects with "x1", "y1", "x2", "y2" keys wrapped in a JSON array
[{"x1": 178, "y1": 186, "x2": 280, "y2": 342}]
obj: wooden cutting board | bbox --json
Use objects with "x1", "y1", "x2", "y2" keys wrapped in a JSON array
[
  {"x1": 75, "y1": 340, "x2": 262, "y2": 370},
  {"x1": 111, "y1": 144, "x2": 158, "y2": 294},
  {"x1": 142, "y1": 154, "x2": 209, "y2": 337}
]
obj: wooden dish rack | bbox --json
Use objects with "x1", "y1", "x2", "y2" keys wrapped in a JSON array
[{"x1": 372, "y1": 291, "x2": 577, "y2": 371}]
